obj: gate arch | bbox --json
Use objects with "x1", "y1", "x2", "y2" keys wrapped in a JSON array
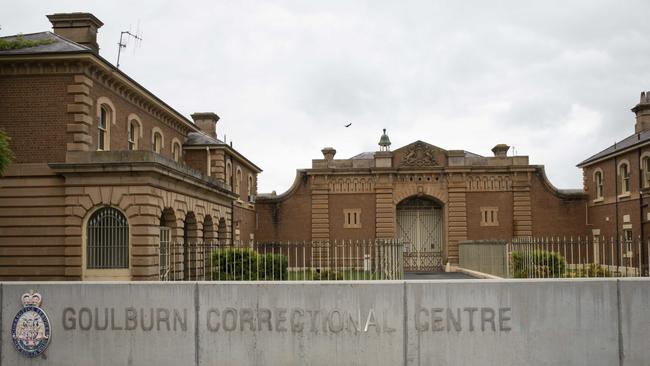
[{"x1": 396, "y1": 196, "x2": 444, "y2": 272}]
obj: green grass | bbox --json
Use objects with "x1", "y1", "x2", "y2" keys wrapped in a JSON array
[{"x1": 0, "y1": 35, "x2": 56, "y2": 51}]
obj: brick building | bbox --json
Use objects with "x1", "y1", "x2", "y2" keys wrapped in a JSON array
[
  {"x1": 0, "y1": 13, "x2": 260, "y2": 280},
  {"x1": 577, "y1": 91, "x2": 650, "y2": 265},
  {"x1": 255, "y1": 130, "x2": 587, "y2": 271},
  {"x1": 3, "y1": 12, "x2": 650, "y2": 278}
]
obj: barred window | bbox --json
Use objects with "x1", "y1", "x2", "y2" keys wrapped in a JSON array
[{"x1": 87, "y1": 207, "x2": 129, "y2": 269}]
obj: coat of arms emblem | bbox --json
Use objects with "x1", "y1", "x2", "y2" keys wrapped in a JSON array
[{"x1": 11, "y1": 291, "x2": 51, "y2": 358}]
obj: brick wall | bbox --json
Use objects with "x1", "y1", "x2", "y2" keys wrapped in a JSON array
[
  {"x1": 256, "y1": 174, "x2": 312, "y2": 242},
  {"x1": 0, "y1": 75, "x2": 73, "y2": 163}
]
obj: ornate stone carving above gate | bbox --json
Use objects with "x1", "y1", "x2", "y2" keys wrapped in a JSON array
[{"x1": 400, "y1": 141, "x2": 438, "y2": 167}]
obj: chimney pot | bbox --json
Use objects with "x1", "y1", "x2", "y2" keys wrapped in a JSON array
[
  {"x1": 47, "y1": 12, "x2": 103, "y2": 53},
  {"x1": 491, "y1": 144, "x2": 510, "y2": 158},
  {"x1": 321, "y1": 147, "x2": 336, "y2": 161}
]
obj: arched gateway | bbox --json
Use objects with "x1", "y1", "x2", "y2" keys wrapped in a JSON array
[{"x1": 396, "y1": 196, "x2": 444, "y2": 272}]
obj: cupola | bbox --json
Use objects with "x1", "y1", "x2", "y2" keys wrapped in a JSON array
[{"x1": 378, "y1": 128, "x2": 391, "y2": 151}]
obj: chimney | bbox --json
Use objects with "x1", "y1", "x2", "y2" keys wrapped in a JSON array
[
  {"x1": 632, "y1": 91, "x2": 650, "y2": 133},
  {"x1": 321, "y1": 147, "x2": 336, "y2": 161},
  {"x1": 191, "y1": 112, "x2": 220, "y2": 138},
  {"x1": 47, "y1": 13, "x2": 104, "y2": 53},
  {"x1": 491, "y1": 144, "x2": 510, "y2": 158}
]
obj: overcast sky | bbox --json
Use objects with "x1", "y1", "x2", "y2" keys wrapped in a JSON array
[{"x1": 4, "y1": 1, "x2": 650, "y2": 193}]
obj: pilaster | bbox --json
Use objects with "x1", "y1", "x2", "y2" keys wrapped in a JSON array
[
  {"x1": 512, "y1": 172, "x2": 533, "y2": 237},
  {"x1": 447, "y1": 173, "x2": 468, "y2": 264},
  {"x1": 65, "y1": 74, "x2": 94, "y2": 157}
]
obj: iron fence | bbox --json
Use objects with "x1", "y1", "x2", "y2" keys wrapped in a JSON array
[
  {"x1": 458, "y1": 236, "x2": 650, "y2": 278},
  {"x1": 510, "y1": 236, "x2": 649, "y2": 278},
  {"x1": 158, "y1": 239, "x2": 404, "y2": 281}
]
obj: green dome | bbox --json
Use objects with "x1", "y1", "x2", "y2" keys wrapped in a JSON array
[{"x1": 378, "y1": 128, "x2": 391, "y2": 147}]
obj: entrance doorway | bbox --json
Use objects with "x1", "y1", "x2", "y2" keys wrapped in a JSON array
[{"x1": 396, "y1": 196, "x2": 444, "y2": 272}]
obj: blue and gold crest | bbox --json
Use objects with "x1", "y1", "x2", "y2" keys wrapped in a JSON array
[{"x1": 11, "y1": 291, "x2": 51, "y2": 358}]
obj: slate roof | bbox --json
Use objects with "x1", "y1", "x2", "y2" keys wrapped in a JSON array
[
  {"x1": 577, "y1": 129, "x2": 650, "y2": 167},
  {"x1": 0, "y1": 32, "x2": 92, "y2": 55},
  {"x1": 350, "y1": 149, "x2": 482, "y2": 160},
  {"x1": 351, "y1": 152, "x2": 375, "y2": 160},
  {"x1": 184, "y1": 132, "x2": 225, "y2": 146}
]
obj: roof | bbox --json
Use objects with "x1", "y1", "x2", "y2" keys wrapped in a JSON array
[
  {"x1": 184, "y1": 132, "x2": 225, "y2": 146},
  {"x1": 0, "y1": 32, "x2": 91, "y2": 55},
  {"x1": 351, "y1": 152, "x2": 375, "y2": 160},
  {"x1": 350, "y1": 148, "x2": 482, "y2": 161},
  {"x1": 184, "y1": 132, "x2": 262, "y2": 172},
  {"x1": 578, "y1": 129, "x2": 650, "y2": 167}
]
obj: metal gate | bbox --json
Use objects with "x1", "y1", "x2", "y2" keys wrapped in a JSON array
[{"x1": 397, "y1": 198, "x2": 443, "y2": 271}]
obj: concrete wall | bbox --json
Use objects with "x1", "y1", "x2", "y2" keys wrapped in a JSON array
[{"x1": 0, "y1": 279, "x2": 648, "y2": 366}]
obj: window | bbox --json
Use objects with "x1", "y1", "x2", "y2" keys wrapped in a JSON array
[
  {"x1": 87, "y1": 207, "x2": 129, "y2": 269},
  {"x1": 594, "y1": 170, "x2": 603, "y2": 199},
  {"x1": 620, "y1": 162, "x2": 630, "y2": 194},
  {"x1": 623, "y1": 229, "x2": 633, "y2": 258},
  {"x1": 127, "y1": 120, "x2": 140, "y2": 150},
  {"x1": 248, "y1": 174, "x2": 254, "y2": 202},
  {"x1": 235, "y1": 168, "x2": 242, "y2": 195},
  {"x1": 343, "y1": 209, "x2": 362, "y2": 228},
  {"x1": 98, "y1": 106, "x2": 108, "y2": 151},
  {"x1": 643, "y1": 156, "x2": 650, "y2": 188},
  {"x1": 171, "y1": 139, "x2": 182, "y2": 162},
  {"x1": 480, "y1": 207, "x2": 499, "y2": 226},
  {"x1": 153, "y1": 131, "x2": 163, "y2": 153},
  {"x1": 226, "y1": 160, "x2": 232, "y2": 187}
]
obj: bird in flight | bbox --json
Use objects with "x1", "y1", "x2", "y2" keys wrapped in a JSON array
[{"x1": 345, "y1": 122, "x2": 352, "y2": 127}]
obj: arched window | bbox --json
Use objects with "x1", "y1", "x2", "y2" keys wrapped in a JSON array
[
  {"x1": 87, "y1": 207, "x2": 129, "y2": 269},
  {"x1": 128, "y1": 121, "x2": 136, "y2": 150},
  {"x1": 235, "y1": 167, "x2": 242, "y2": 195},
  {"x1": 226, "y1": 160, "x2": 232, "y2": 187},
  {"x1": 594, "y1": 170, "x2": 603, "y2": 199},
  {"x1": 248, "y1": 174, "x2": 254, "y2": 201},
  {"x1": 127, "y1": 121, "x2": 140, "y2": 150},
  {"x1": 127, "y1": 114, "x2": 142, "y2": 151},
  {"x1": 98, "y1": 105, "x2": 109, "y2": 151},
  {"x1": 171, "y1": 139, "x2": 182, "y2": 162},
  {"x1": 620, "y1": 162, "x2": 630, "y2": 194},
  {"x1": 153, "y1": 131, "x2": 163, "y2": 154},
  {"x1": 96, "y1": 97, "x2": 115, "y2": 151}
]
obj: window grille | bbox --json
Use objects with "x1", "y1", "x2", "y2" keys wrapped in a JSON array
[
  {"x1": 87, "y1": 207, "x2": 129, "y2": 269},
  {"x1": 159, "y1": 226, "x2": 171, "y2": 280}
]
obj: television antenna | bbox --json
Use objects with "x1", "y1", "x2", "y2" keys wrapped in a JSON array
[{"x1": 116, "y1": 24, "x2": 143, "y2": 69}]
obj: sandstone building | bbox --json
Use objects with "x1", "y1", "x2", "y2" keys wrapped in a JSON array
[{"x1": 0, "y1": 13, "x2": 260, "y2": 280}]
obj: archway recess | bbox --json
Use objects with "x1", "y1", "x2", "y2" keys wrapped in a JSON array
[{"x1": 396, "y1": 196, "x2": 444, "y2": 272}]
